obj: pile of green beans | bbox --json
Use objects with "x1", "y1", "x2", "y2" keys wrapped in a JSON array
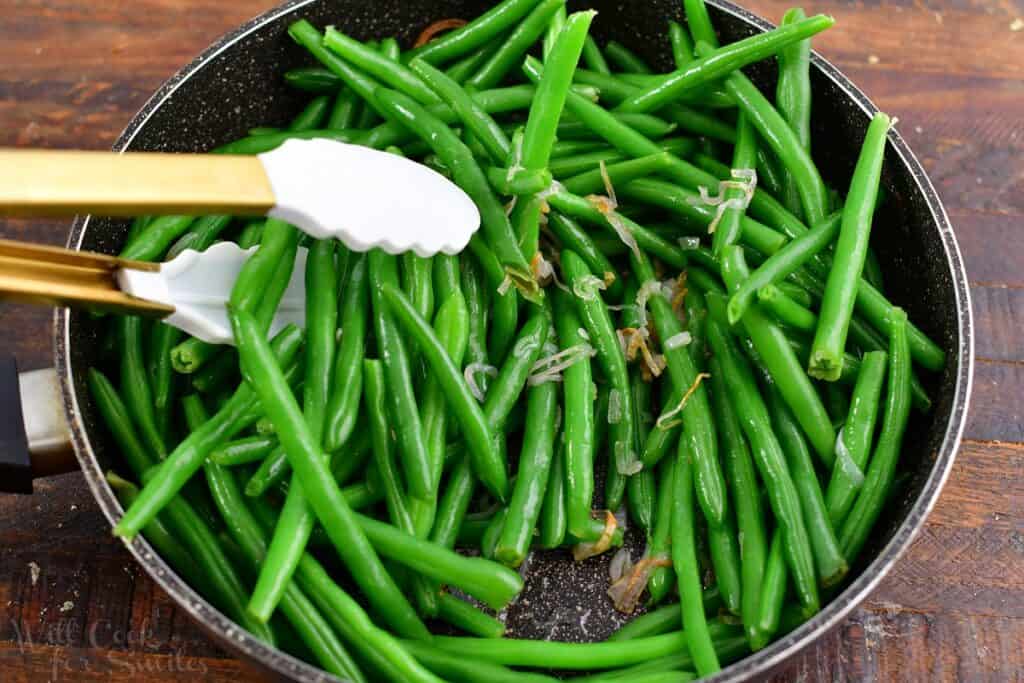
[{"x1": 95, "y1": 1, "x2": 940, "y2": 680}]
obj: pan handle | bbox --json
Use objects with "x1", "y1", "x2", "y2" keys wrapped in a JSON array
[{"x1": 1, "y1": 356, "x2": 76, "y2": 493}]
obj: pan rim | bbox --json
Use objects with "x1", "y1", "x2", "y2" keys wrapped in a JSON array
[{"x1": 53, "y1": 1, "x2": 974, "y2": 680}]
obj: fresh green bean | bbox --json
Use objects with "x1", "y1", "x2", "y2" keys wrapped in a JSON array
[
  {"x1": 88, "y1": 370, "x2": 274, "y2": 643},
  {"x1": 684, "y1": 0, "x2": 719, "y2": 48},
  {"x1": 826, "y1": 350, "x2": 887, "y2": 525},
  {"x1": 323, "y1": 28, "x2": 439, "y2": 105},
  {"x1": 487, "y1": 166, "x2": 554, "y2": 195},
  {"x1": 610, "y1": 589, "x2": 722, "y2": 641},
  {"x1": 466, "y1": 0, "x2": 566, "y2": 90},
  {"x1": 327, "y1": 88, "x2": 360, "y2": 130},
  {"x1": 561, "y1": 249, "x2": 637, "y2": 486},
  {"x1": 775, "y1": 7, "x2": 813, "y2": 220},
  {"x1": 672, "y1": 448, "x2": 721, "y2": 676},
  {"x1": 581, "y1": 34, "x2": 611, "y2": 74},
  {"x1": 604, "y1": 40, "x2": 653, "y2": 73},
  {"x1": 375, "y1": 88, "x2": 537, "y2": 300},
  {"x1": 669, "y1": 21, "x2": 696, "y2": 67},
  {"x1": 711, "y1": 113, "x2": 759, "y2": 259},
  {"x1": 705, "y1": 312, "x2": 819, "y2": 618},
  {"x1": 562, "y1": 153, "x2": 674, "y2": 197},
  {"x1": 324, "y1": 253, "x2": 368, "y2": 452},
  {"x1": 757, "y1": 284, "x2": 817, "y2": 331},
  {"x1": 412, "y1": 58, "x2": 512, "y2": 163},
  {"x1": 727, "y1": 212, "x2": 841, "y2": 324},
  {"x1": 542, "y1": 3, "x2": 566, "y2": 60},
  {"x1": 120, "y1": 215, "x2": 196, "y2": 262},
  {"x1": 616, "y1": 16, "x2": 833, "y2": 115},
  {"x1": 709, "y1": 355, "x2": 767, "y2": 646},
  {"x1": 407, "y1": 0, "x2": 546, "y2": 65},
  {"x1": 382, "y1": 283, "x2": 506, "y2": 501},
  {"x1": 767, "y1": 385, "x2": 847, "y2": 586},
  {"x1": 720, "y1": 247, "x2": 836, "y2": 467},
  {"x1": 402, "y1": 252, "x2": 435, "y2": 324},
  {"x1": 495, "y1": 376, "x2": 560, "y2": 566},
  {"x1": 404, "y1": 640, "x2": 554, "y2": 683},
  {"x1": 289, "y1": 95, "x2": 331, "y2": 130},
  {"x1": 754, "y1": 531, "x2": 786, "y2": 648},
  {"x1": 437, "y1": 593, "x2": 507, "y2": 639},
  {"x1": 368, "y1": 250, "x2": 433, "y2": 502},
  {"x1": 646, "y1": 457, "x2": 677, "y2": 605},
  {"x1": 546, "y1": 212, "x2": 622, "y2": 298},
  {"x1": 809, "y1": 113, "x2": 891, "y2": 380},
  {"x1": 363, "y1": 360, "x2": 416, "y2": 533},
  {"x1": 229, "y1": 306, "x2": 429, "y2": 639},
  {"x1": 118, "y1": 316, "x2": 165, "y2": 458},
  {"x1": 210, "y1": 435, "x2": 277, "y2": 466},
  {"x1": 539, "y1": 439, "x2": 569, "y2": 548},
  {"x1": 445, "y1": 43, "x2": 501, "y2": 84},
  {"x1": 840, "y1": 309, "x2": 911, "y2": 562}
]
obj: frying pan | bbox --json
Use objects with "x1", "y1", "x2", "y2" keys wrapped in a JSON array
[{"x1": 0, "y1": 0, "x2": 973, "y2": 680}]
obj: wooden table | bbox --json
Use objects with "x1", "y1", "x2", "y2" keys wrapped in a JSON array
[{"x1": 0, "y1": 1, "x2": 1020, "y2": 680}]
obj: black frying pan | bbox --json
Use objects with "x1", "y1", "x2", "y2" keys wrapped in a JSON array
[{"x1": 1, "y1": 0, "x2": 972, "y2": 680}]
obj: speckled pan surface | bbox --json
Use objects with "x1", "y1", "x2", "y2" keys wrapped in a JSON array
[{"x1": 53, "y1": 1, "x2": 973, "y2": 680}]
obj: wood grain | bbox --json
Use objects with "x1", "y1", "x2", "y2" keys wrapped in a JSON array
[{"x1": 1, "y1": 0, "x2": 1021, "y2": 681}]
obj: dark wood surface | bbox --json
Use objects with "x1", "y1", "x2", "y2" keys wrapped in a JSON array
[{"x1": 1, "y1": 0, "x2": 1021, "y2": 680}]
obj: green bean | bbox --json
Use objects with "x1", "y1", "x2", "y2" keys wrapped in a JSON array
[
  {"x1": 355, "y1": 511, "x2": 522, "y2": 610},
  {"x1": 324, "y1": 253, "x2": 368, "y2": 452},
  {"x1": 402, "y1": 252, "x2": 435, "y2": 324},
  {"x1": 775, "y1": 281, "x2": 814, "y2": 308},
  {"x1": 433, "y1": 253, "x2": 462, "y2": 304},
  {"x1": 604, "y1": 40, "x2": 653, "y2": 74},
  {"x1": 417, "y1": 291, "x2": 470, "y2": 535},
  {"x1": 561, "y1": 249, "x2": 637, "y2": 485},
  {"x1": 288, "y1": 20, "x2": 387, "y2": 115},
  {"x1": 404, "y1": 641, "x2": 554, "y2": 683},
  {"x1": 581, "y1": 34, "x2": 611, "y2": 74},
  {"x1": 247, "y1": 237, "x2": 339, "y2": 622},
  {"x1": 407, "y1": 0, "x2": 546, "y2": 65},
  {"x1": 767, "y1": 385, "x2": 847, "y2": 586},
  {"x1": 863, "y1": 248, "x2": 885, "y2": 292},
  {"x1": 617, "y1": 16, "x2": 833, "y2": 115},
  {"x1": 228, "y1": 306, "x2": 429, "y2": 640},
  {"x1": 327, "y1": 88, "x2": 360, "y2": 129},
  {"x1": 432, "y1": 454, "x2": 476, "y2": 549},
  {"x1": 840, "y1": 309, "x2": 911, "y2": 562},
  {"x1": 611, "y1": 589, "x2": 722, "y2": 641},
  {"x1": 106, "y1": 472, "x2": 209, "y2": 595},
  {"x1": 215, "y1": 128, "x2": 362, "y2": 155},
  {"x1": 178, "y1": 399, "x2": 359, "y2": 679},
  {"x1": 641, "y1": 388, "x2": 683, "y2": 470},
  {"x1": 671, "y1": 448, "x2": 720, "y2": 676},
  {"x1": 710, "y1": 113, "x2": 758, "y2": 259},
  {"x1": 630, "y1": 247, "x2": 726, "y2": 530},
  {"x1": 461, "y1": 256, "x2": 491, "y2": 393},
  {"x1": 521, "y1": 9, "x2": 595, "y2": 177},
  {"x1": 708, "y1": 355, "x2": 767, "y2": 646},
  {"x1": 374, "y1": 88, "x2": 537, "y2": 300},
  {"x1": 684, "y1": 0, "x2": 719, "y2": 48},
  {"x1": 166, "y1": 214, "x2": 233, "y2": 259},
  {"x1": 322, "y1": 28, "x2": 438, "y2": 105},
  {"x1": 618, "y1": 179, "x2": 787, "y2": 257},
  {"x1": 88, "y1": 370, "x2": 274, "y2": 643},
  {"x1": 646, "y1": 457, "x2": 677, "y2": 605},
  {"x1": 578, "y1": 634, "x2": 749, "y2": 682},
  {"x1": 627, "y1": 379, "x2": 657, "y2": 535},
  {"x1": 547, "y1": 113, "x2": 692, "y2": 141},
  {"x1": 117, "y1": 316, "x2": 166, "y2": 458},
  {"x1": 367, "y1": 250, "x2": 433, "y2": 501},
  {"x1": 364, "y1": 360, "x2": 416, "y2": 533},
  {"x1": 127, "y1": 215, "x2": 150, "y2": 241},
  {"x1": 549, "y1": 138, "x2": 695, "y2": 178},
  {"x1": 542, "y1": 3, "x2": 566, "y2": 59},
  {"x1": 754, "y1": 531, "x2": 787, "y2": 648},
  {"x1": 424, "y1": 628, "x2": 732, "y2": 669},
  {"x1": 120, "y1": 215, "x2": 196, "y2": 261},
  {"x1": 437, "y1": 593, "x2": 507, "y2": 639},
  {"x1": 480, "y1": 508, "x2": 507, "y2": 559},
  {"x1": 382, "y1": 283, "x2": 506, "y2": 501},
  {"x1": 210, "y1": 435, "x2": 277, "y2": 466},
  {"x1": 547, "y1": 189, "x2": 687, "y2": 270},
  {"x1": 546, "y1": 212, "x2": 621, "y2": 298},
  {"x1": 775, "y1": 8, "x2": 813, "y2": 220},
  {"x1": 687, "y1": 265, "x2": 726, "y2": 296},
  {"x1": 487, "y1": 166, "x2": 554, "y2": 195},
  {"x1": 727, "y1": 212, "x2": 841, "y2": 324},
  {"x1": 411, "y1": 58, "x2": 511, "y2": 163},
  {"x1": 720, "y1": 247, "x2": 836, "y2": 467},
  {"x1": 446, "y1": 43, "x2": 501, "y2": 84},
  {"x1": 757, "y1": 284, "x2": 818, "y2": 331},
  {"x1": 826, "y1": 350, "x2": 887, "y2": 525},
  {"x1": 669, "y1": 21, "x2": 696, "y2": 67},
  {"x1": 539, "y1": 441, "x2": 569, "y2": 548},
  {"x1": 466, "y1": 0, "x2": 566, "y2": 90},
  {"x1": 707, "y1": 515, "x2": 743, "y2": 616},
  {"x1": 289, "y1": 94, "x2": 332, "y2": 130},
  {"x1": 562, "y1": 152, "x2": 674, "y2": 197},
  {"x1": 705, "y1": 313, "x2": 819, "y2": 618},
  {"x1": 486, "y1": 310, "x2": 551, "y2": 430},
  {"x1": 701, "y1": 45, "x2": 829, "y2": 226},
  {"x1": 495, "y1": 376, "x2": 560, "y2": 566},
  {"x1": 809, "y1": 113, "x2": 891, "y2": 380}
]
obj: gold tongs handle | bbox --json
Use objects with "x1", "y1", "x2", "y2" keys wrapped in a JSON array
[{"x1": 0, "y1": 239, "x2": 174, "y2": 316}]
